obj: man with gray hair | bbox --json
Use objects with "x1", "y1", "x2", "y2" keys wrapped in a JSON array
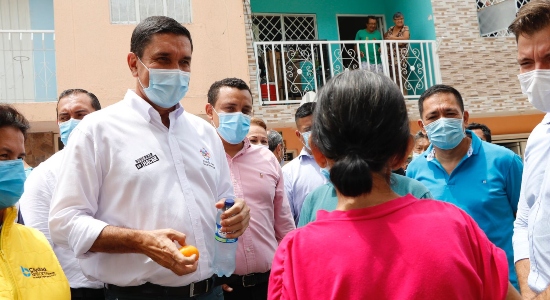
[{"x1": 267, "y1": 130, "x2": 285, "y2": 165}]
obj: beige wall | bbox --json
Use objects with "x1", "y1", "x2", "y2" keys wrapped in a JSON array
[{"x1": 16, "y1": 0, "x2": 251, "y2": 134}]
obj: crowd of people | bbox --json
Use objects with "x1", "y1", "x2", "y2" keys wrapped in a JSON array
[{"x1": 1, "y1": 0, "x2": 550, "y2": 299}]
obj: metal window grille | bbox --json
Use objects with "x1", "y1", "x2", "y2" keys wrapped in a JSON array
[
  {"x1": 476, "y1": 0, "x2": 530, "y2": 10},
  {"x1": 110, "y1": 0, "x2": 192, "y2": 24},
  {"x1": 477, "y1": 0, "x2": 531, "y2": 37},
  {"x1": 252, "y1": 14, "x2": 317, "y2": 42}
]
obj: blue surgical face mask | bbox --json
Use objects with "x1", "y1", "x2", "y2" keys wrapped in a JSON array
[
  {"x1": 137, "y1": 57, "x2": 190, "y2": 109},
  {"x1": 423, "y1": 117, "x2": 465, "y2": 150},
  {"x1": 59, "y1": 118, "x2": 81, "y2": 146},
  {"x1": 301, "y1": 131, "x2": 311, "y2": 151},
  {"x1": 213, "y1": 109, "x2": 251, "y2": 144},
  {"x1": 0, "y1": 159, "x2": 26, "y2": 209}
]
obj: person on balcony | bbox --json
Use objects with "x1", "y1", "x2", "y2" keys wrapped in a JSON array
[
  {"x1": 354, "y1": 16, "x2": 383, "y2": 73},
  {"x1": 385, "y1": 12, "x2": 410, "y2": 93},
  {"x1": 406, "y1": 84, "x2": 524, "y2": 290},
  {"x1": 19, "y1": 89, "x2": 104, "y2": 300},
  {"x1": 206, "y1": 78, "x2": 294, "y2": 300}
]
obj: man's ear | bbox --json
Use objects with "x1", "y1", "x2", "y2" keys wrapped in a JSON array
[
  {"x1": 128, "y1": 52, "x2": 138, "y2": 77},
  {"x1": 205, "y1": 103, "x2": 214, "y2": 121},
  {"x1": 418, "y1": 119, "x2": 427, "y2": 135},
  {"x1": 295, "y1": 130, "x2": 300, "y2": 138},
  {"x1": 463, "y1": 111, "x2": 470, "y2": 127}
]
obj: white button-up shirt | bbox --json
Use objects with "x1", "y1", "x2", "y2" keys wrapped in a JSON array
[
  {"x1": 49, "y1": 90, "x2": 234, "y2": 287},
  {"x1": 282, "y1": 148, "x2": 326, "y2": 225},
  {"x1": 513, "y1": 113, "x2": 550, "y2": 293},
  {"x1": 19, "y1": 149, "x2": 104, "y2": 289}
]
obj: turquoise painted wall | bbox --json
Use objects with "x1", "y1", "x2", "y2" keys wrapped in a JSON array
[
  {"x1": 250, "y1": 0, "x2": 386, "y2": 40},
  {"x1": 30, "y1": 0, "x2": 56, "y2": 102},
  {"x1": 384, "y1": 0, "x2": 436, "y2": 40},
  {"x1": 250, "y1": 0, "x2": 435, "y2": 40}
]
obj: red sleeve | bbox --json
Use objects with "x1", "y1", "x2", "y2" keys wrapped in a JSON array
[
  {"x1": 462, "y1": 210, "x2": 509, "y2": 300},
  {"x1": 268, "y1": 232, "x2": 297, "y2": 300}
]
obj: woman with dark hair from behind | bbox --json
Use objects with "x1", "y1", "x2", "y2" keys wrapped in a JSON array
[{"x1": 267, "y1": 70, "x2": 520, "y2": 300}]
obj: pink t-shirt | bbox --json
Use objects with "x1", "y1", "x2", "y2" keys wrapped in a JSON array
[{"x1": 268, "y1": 195, "x2": 508, "y2": 300}]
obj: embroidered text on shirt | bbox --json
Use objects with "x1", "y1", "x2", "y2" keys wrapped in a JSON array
[{"x1": 135, "y1": 153, "x2": 160, "y2": 170}]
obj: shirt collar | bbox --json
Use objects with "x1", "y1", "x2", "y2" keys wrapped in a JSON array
[
  {"x1": 426, "y1": 129, "x2": 475, "y2": 162},
  {"x1": 125, "y1": 89, "x2": 184, "y2": 123},
  {"x1": 228, "y1": 137, "x2": 252, "y2": 160},
  {"x1": 298, "y1": 147, "x2": 314, "y2": 159}
]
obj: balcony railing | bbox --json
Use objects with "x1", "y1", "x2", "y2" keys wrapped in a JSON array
[
  {"x1": 0, "y1": 30, "x2": 57, "y2": 103},
  {"x1": 253, "y1": 40, "x2": 442, "y2": 105}
]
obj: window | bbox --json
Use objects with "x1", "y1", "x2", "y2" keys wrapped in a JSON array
[
  {"x1": 110, "y1": 0, "x2": 192, "y2": 24},
  {"x1": 476, "y1": 0, "x2": 531, "y2": 37},
  {"x1": 252, "y1": 14, "x2": 317, "y2": 42}
]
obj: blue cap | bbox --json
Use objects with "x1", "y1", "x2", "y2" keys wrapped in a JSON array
[{"x1": 224, "y1": 198, "x2": 235, "y2": 208}]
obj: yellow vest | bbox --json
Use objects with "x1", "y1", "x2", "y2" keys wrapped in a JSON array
[{"x1": 0, "y1": 206, "x2": 70, "y2": 299}]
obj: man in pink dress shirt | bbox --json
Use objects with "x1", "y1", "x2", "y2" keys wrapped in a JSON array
[{"x1": 205, "y1": 78, "x2": 295, "y2": 300}]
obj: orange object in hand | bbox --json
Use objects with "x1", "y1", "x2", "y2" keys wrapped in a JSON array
[{"x1": 179, "y1": 245, "x2": 200, "y2": 261}]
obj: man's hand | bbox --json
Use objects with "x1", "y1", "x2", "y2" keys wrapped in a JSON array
[
  {"x1": 139, "y1": 229, "x2": 198, "y2": 276},
  {"x1": 216, "y1": 198, "x2": 250, "y2": 239},
  {"x1": 516, "y1": 259, "x2": 537, "y2": 300}
]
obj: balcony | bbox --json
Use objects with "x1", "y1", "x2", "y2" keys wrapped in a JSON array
[
  {"x1": 253, "y1": 40, "x2": 442, "y2": 105},
  {"x1": 0, "y1": 30, "x2": 57, "y2": 103}
]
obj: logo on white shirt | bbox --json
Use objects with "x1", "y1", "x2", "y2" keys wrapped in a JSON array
[
  {"x1": 200, "y1": 148, "x2": 215, "y2": 169},
  {"x1": 135, "y1": 153, "x2": 160, "y2": 170}
]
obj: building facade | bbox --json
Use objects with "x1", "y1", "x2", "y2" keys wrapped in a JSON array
[{"x1": 0, "y1": 0, "x2": 540, "y2": 164}]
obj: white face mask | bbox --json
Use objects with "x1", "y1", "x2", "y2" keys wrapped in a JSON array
[
  {"x1": 518, "y1": 69, "x2": 550, "y2": 113},
  {"x1": 412, "y1": 152, "x2": 421, "y2": 160}
]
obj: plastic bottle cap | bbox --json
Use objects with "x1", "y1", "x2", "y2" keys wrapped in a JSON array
[{"x1": 224, "y1": 198, "x2": 235, "y2": 208}]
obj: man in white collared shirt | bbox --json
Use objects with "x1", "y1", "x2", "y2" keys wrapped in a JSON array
[
  {"x1": 282, "y1": 102, "x2": 326, "y2": 226},
  {"x1": 49, "y1": 16, "x2": 250, "y2": 300},
  {"x1": 510, "y1": 1, "x2": 550, "y2": 299},
  {"x1": 20, "y1": 89, "x2": 104, "y2": 300}
]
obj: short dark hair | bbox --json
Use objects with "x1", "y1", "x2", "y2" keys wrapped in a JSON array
[
  {"x1": 509, "y1": 0, "x2": 550, "y2": 42},
  {"x1": 56, "y1": 89, "x2": 101, "y2": 116},
  {"x1": 294, "y1": 102, "x2": 316, "y2": 125},
  {"x1": 418, "y1": 84, "x2": 464, "y2": 118},
  {"x1": 467, "y1": 122, "x2": 492, "y2": 143},
  {"x1": 131, "y1": 16, "x2": 193, "y2": 59},
  {"x1": 0, "y1": 104, "x2": 30, "y2": 139},
  {"x1": 393, "y1": 12, "x2": 404, "y2": 19},
  {"x1": 366, "y1": 16, "x2": 377, "y2": 24},
  {"x1": 414, "y1": 130, "x2": 428, "y2": 142},
  {"x1": 267, "y1": 129, "x2": 283, "y2": 152},
  {"x1": 312, "y1": 70, "x2": 409, "y2": 197},
  {"x1": 207, "y1": 78, "x2": 253, "y2": 106}
]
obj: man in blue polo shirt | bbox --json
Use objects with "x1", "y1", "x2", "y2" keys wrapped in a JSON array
[{"x1": 407, "y1": 84, "x2": 523, "y2": 289}]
